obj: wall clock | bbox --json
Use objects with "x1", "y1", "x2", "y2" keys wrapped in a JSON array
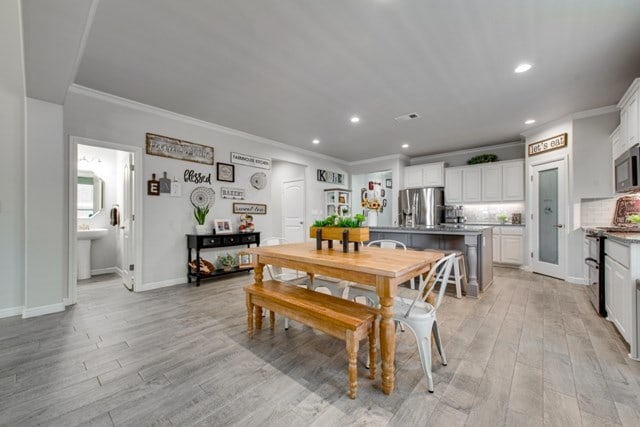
[{"x1": 250, "y1": 172, "x2": 267, "y2": 190}]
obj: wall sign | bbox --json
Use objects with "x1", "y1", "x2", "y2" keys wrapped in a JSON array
[
  {"x1": 221, "y1": 187, "x2": 245, "y2": 200},
  {"x1": 183, "y1": 169, "x2": 212, "y2": 184},
  {"x1": 317, "y1": 169, "x2": 344, "y2": 184},
  {"x1": 527, "y1": 133, "x2": 567, "y2": 156},
  {"x1": 233, "y1": 202, "x2": 267, "y2": 215},
  {"x1": 146, "y1": 133, "x2": 214, "y2": 165},
  {"x1": 230, "y1": 152, "x2": 271, "y2": 169}
]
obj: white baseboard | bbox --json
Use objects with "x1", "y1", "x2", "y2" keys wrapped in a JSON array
[
  {"x1": 115, "y1": 267, "x2": 126, "y2": 277},
  {"x1": 22, "y1": 302, "x2": 65, "y2": 318},
  {"x1": 137, "y1": 277, "x2": 185, "y2": 292},
  {"x1": 91, "y1": 267, "x2": 118, "y2": 276},
  {"x1": 520, "y1": 266, "x2": 533, "y2": 272},
  {"x1": 0, "y1": 306, "x2": 24, "y2": 319},
  {"x1": 566, "y1": 276, "x2": 586, "y2": 285},
  {"x1": 63, "y1": 297, "x2": 74, "y2": 306}
]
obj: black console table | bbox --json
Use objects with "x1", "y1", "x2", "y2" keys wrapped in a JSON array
[{"x1": 187, "y1": 232, "x2": 260, "y2": 286}]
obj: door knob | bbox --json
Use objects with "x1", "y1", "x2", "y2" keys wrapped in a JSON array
[{"x1": 553, "y1": 224, "x2": 564, "y2": 228}]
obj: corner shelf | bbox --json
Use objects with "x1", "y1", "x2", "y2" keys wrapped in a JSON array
[{"x1": 324, "y1": 188, "x2": 351, "y2": 217}]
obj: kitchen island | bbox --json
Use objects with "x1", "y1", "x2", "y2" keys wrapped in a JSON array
[{"x1": 369, "y1": 225, "x2": 493, "y2": 297}]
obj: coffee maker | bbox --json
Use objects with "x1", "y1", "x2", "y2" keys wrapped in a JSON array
[{"x1": 444, "y1": 205, "x2": 465, "y2": 223}]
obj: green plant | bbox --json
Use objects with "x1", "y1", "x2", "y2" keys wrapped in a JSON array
[
  {"x1": 313, "y1": 214, "x2": 366, "y2": 228},
  {"x1": 468, "y1": 154, "x2": 498, "y2": 165},
  {"x1": 497, "y1": 214, "x2": 508, "y2": 222},
  {"x1": 628, "y1": 214, "x2": 640, "y2": 223},
  {"x1": 193, "y1": 206, "x2": 209, "y2": 225},
  {"x1": 217, "y1": 253, "x2": 236, "y2": 267}
]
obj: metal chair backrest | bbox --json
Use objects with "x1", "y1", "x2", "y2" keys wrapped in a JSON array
[
  {"x1": 262, "y1": 237, "x2": 290, "y2": 280},
  {"x1": 367, "y1": 239, "x2": 407, "y2": 250},
  {"x1": 401, "y1": 253, "x2": 456, "y2": 318}
]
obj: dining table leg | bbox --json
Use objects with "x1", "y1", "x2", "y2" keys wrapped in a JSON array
[
  {"x1": 379, "y1": 294, "x2": 396, "y2": 395},
  {"x1": 254, "y1": 262, "x2": 264, "y2": 329}
]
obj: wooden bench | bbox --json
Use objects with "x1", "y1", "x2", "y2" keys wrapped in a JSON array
[{"x1": 244, "y1": 280, "x2": 380, "y2": 399}]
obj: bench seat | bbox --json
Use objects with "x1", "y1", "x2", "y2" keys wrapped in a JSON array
[{"x1": 244, "y1": 280, "x2": 379, "y2": 399}]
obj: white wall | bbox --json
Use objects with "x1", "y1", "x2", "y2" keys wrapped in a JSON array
[
  {"x1": 0, "y1": 0, "x2": 26, "y2": 316},
  {"x1": 64, "y1": 87, "x2": 349, "y2": 290},
  {"x1": 24, "y1": 98, "x2": 65, "y2": 314},
  {"x1": 352, "y1": 170, "x2": 393, "y2": 226},
  {"x1": 411, "y1": 141, "x2": 524, "y2": 167}
]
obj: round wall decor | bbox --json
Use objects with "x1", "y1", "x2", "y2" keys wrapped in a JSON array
[
  {"x1": 250, "y1": 172, "x2": 267, "y2": 190},
  {"x1": 190, "y1": 186, "x2": 215, "y2": 207}
]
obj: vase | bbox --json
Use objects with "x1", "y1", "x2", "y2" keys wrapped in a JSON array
[
  {"x1": 195, "y1": 224, "x2": 210, "y2": 235},
  {"x1": 367, "y1": 210, "x2": 378, "y2": 227}
]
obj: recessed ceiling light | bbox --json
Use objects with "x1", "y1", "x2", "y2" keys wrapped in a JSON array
[
  {"x1": 350, "y1": 116, "x2": 360, "y2": 123},
  {"x1": 312, "y1": 139, "x2": 320, "y2": 144},
  {"x1": 515, "y1": 63, "x2": 532, "y2": 73},
  {"x1": 401, "y1": 143, "x2": 409, "y2": 148},
  {"x1": 524, "y1": 119, "x2": 536, "y2": 125}
]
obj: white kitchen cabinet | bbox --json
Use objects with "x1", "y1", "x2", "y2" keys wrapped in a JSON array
[
  {"x1": 617, "y1": 79, "x2": 640, "y2": 156},
  {"x1": 502, "y1": 160, "x2": 525, "y2": 201},
  {"x1": 403, "y1": 162, "x2": 445, "y2": 188},
  {"x1": 611, "y1": 126, "x2": 622, "y2": 161},
  {"x1": 444, "y1": 160, "x2": 524, "y2": 203},
  {"x1": 445, "y1": 168, "x2": 463, "y2": 203},
  {"x1": 492, "y1": 226, "x2": 524, "y2": 265},
  {"x1": 603, "y1": 238, "x2": 638, "y2": 353},
  {"x1": 462, "y1": 167, "x2": 482, "y2": 202},
  {"x1": 481, "y1": 164, "x2": 502, "y2": 201}
]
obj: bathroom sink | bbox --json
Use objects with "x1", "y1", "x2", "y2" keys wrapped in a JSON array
[
  {"x1": 77, "y1": 228, "x2": 108, "y2": 240},
  {"x1": 77, "y1": 228, "x2": 108, "y2": 280}
]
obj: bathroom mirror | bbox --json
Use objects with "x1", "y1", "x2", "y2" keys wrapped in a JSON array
[{"x1": 77, "y1": 170, "x2": 104, "y2": 219}]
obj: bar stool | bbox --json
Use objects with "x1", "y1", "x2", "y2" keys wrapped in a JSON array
[{"x1": 423, "y1": 248, "x2": 466, "y2": 298}]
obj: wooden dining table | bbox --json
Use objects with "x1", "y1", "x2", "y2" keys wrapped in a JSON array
[{"x1": 244, "y1": 241, "x2": 443, "y2": 395}]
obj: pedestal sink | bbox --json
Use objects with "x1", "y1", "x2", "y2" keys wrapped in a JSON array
[{"x1": 77, "y1": 228, "x2": 108, "y2": 280}]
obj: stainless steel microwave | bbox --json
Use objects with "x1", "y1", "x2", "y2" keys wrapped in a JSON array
[{"x1": 615, "y1": 144, "x2": 640, "y2": 193}]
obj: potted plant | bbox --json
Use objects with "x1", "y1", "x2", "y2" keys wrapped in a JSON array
[
  {"x1": 194, "y1": 206, "x2": 210, "y2": 235},
  {"x1": 496, "y1": 213, "x2": 508, "y2": 224},
  {"x1": 309, "y1": 213, "x2": 369, "y2": 243},
  {"x1": 217, "y1": 253, "x2": 236, "y2": 271}
]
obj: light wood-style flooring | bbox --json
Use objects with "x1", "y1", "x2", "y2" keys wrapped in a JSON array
[{"x1": 1, "y1": 268, "x2": 640, "y2": 426}]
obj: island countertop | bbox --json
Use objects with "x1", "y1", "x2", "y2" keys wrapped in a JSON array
[{"x1": 370, "y1": 225, "x2": 492, "y2": 235}]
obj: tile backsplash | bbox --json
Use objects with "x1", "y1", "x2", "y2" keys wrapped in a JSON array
[
  {"x1": 463, "y1": 202, "x2": 526, "y2": 223},
  {"x1": 580, "y1": 197, "x2": 618, "y2": 225}
]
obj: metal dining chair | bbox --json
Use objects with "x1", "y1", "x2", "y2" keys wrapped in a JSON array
[{"x1": 393, "y1": 253, "x2": 456, "y2": 392}]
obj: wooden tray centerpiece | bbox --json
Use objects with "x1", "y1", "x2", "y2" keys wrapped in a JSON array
[{"x1": 310, "y1": 214, "x2": 368, "y2": 252}]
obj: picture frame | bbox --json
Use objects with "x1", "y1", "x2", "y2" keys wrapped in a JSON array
[
  {"x1": 214, "y1": 219, "x2": 233, "y2": 234},
  {"x1": 385, "y1": 178, "x2": 392, "y2": 188},
  {"x1": 238, "y1": 252, "x2": 253, "y2": 269},
  {"x1": 216, "y1": 162, "x2": 235, "y2": 182}
]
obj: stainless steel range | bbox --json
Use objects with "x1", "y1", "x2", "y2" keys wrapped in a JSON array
[{"x1": 584, "y1": 230, "x2": 606, "y2": 316}]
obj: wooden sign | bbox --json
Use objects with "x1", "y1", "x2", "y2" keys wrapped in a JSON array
[
  {"x1": 613, "y1": 195, "x2": 640, "y2": 225},
  {"x1": 146, "y1": 133, "x2": 214, "y2": 165},
  {"x1": 220, "y1": 187, "x2": 245, "y2": 200},
  {"x1": 233, "y1": 203, "x2": 267, "y2": 215},
  {"x1": 317, "y1": 169, "x2": 345, "y2": 184},
  {"x1": 230, "y1": 152, "x2": 271, "y2": 169},
  {"x1": 528, "y1": 133, "x2": 567, "y2": 156}
]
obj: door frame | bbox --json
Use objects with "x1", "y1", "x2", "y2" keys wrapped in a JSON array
[
  {"x1": 528, "y1": 155, "x2": 568, "y2": 280},
  {"x1": 68, "y1": 136, "x2": 143, "y2": 304},
  {"x1": 281, "y1": 177, "x2": 306, "y2": 242}
]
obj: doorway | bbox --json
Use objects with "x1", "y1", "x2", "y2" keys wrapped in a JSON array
[
  {"x1": 282, "y1": 179, "x2": 305, "y2": 242},
  {"x1": 68, "y1": 136, "x2": 142, "y2": 304},
  {"x1": 530, "y1": 158, "x2": 567, "y2": 279}
]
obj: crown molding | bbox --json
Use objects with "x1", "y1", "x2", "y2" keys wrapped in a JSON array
[
  {"x1": 520, "y1": 105, "x2": 618, "y2": 138},
  {"x1": 410, "y1": 140, "x2": 524, "y2": 165},
  {"x1": 348, "y1": 153, "x2": 409, "y2": 166},
  {"x1": 68, "y1": 84, "x2": 349, "y2": 165}
]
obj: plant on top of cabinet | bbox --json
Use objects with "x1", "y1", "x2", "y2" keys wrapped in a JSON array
[
  {"x1": 193, "y1": 206, "x2": 210, "y2": 235},
  {"x1": 467, "y1": 154, "x2": 498, "y2": 164}
]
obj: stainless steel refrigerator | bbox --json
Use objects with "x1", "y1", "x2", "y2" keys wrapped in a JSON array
[{"x1": 398, "y1": 187, "x2": 444, "y2": 227}]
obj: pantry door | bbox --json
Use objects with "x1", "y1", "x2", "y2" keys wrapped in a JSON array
[
  {"x1": 531, "y1": 159, "x2": 567, "y2": 279},
  {"x1": 282, "y1": 179, "x2": 305, "y2": 242}
]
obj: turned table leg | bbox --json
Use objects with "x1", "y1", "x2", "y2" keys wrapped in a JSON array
[{"x1": 379, "y1": 294, "x2": 396, "y2": 395}]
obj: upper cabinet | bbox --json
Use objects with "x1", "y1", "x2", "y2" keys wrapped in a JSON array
[
  {"x1": 403, "y1": 162, "x2": 445, "y2": 188},
  {"x1": 445, "y1": 160, "x2": 524, "y2": 203},
  {"x1": 617, "y1": 79, "x2": 640, "y2": 156}
]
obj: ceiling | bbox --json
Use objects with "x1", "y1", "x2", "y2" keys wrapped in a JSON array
[{"x1": 22, "y1": 0, "x2": 640, "y2": 162}]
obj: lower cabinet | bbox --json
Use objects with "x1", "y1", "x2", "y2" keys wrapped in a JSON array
[
  {"x1": 605, "y1": 250, "x2": 632, "y2": 343},
  {"x1": 492, "y1": 226, "x2": 524, "y2": 265}
]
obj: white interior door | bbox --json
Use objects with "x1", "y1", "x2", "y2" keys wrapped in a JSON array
[
  {"x1": 120, "y1": 154, "x2": 135, "y2": 290},
  {"x1": 531, "y1": 159, "x2": 566, "y2": 279},
  {"x1": 283, "y1": 179, "x2": 305, "y2": 242}
]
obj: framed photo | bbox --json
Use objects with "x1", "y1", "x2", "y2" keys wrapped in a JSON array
[
  {"x1": 385, "y1": 179, "x2": 392, "y2": 188},
  {"x1": 238, "y1": 252, "x2": 253, "y2": 269},
  {"x1": 217, "y1": 162, "x2": 235, "y2": 182},
  {"x1": 214, "y1": 219, "x2": 233, "y2": 234}
]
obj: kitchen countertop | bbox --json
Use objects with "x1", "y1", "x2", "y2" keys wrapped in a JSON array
[
  {"x1": 465, "y1": 222, "x2": 526, "y2": 227},
  {"x1": 370, "y1": 225, "x2": 492, "y2": 235},
  {"x1": 582, "y1": 225, "x2": 640, "y2": 244}
]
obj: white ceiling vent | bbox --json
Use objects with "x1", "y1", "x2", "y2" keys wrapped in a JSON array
[{"x1": 394, "y1": 112, "x2": 421, "y2": 122}]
